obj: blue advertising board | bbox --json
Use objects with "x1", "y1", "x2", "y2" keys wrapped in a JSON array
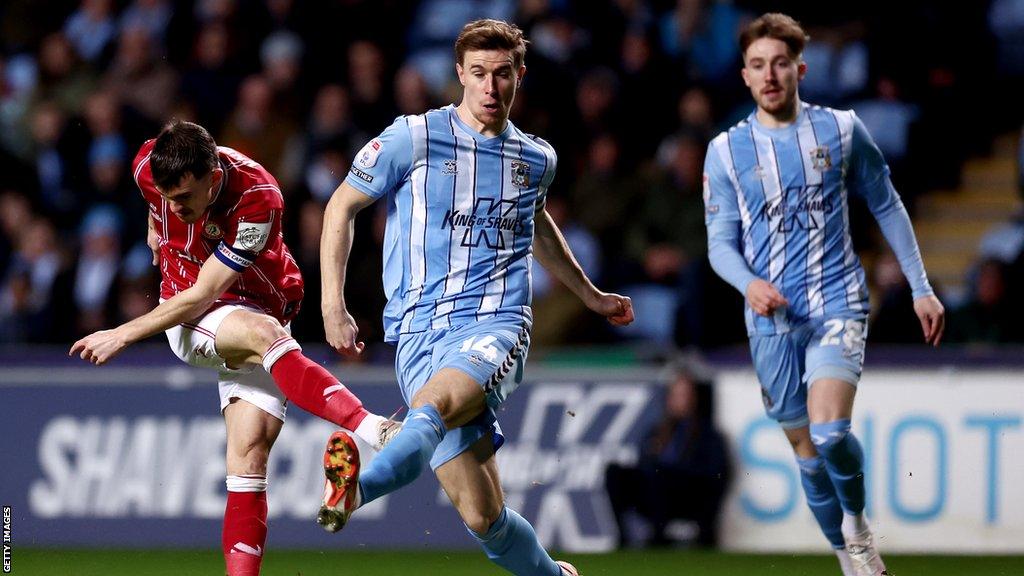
[{"x1": 0, "y1": 362, "x2": 662, "y2": 551}]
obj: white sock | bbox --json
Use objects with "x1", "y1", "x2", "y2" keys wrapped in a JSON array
[
  {"x1": 835, "y1": 548, "x2": 856, "y2": 576},
  {"x1": 842, "y1": 511, "x2": 870, "y2": 537},
  {"x1": 353, "y1": 413, "x2": 387, "y2": 449},
  {"x1": 260, "y1": 336, "x2": 301, "y2": 372}
]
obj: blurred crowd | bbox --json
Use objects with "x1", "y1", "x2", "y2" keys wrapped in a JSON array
[{"x1": 2, "y1": 0, "x2": 1024, "y2": 352}]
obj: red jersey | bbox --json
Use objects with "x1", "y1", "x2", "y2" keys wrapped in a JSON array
[{"x1": 132, "y1": 140, "x2": 304, "y2": 324}]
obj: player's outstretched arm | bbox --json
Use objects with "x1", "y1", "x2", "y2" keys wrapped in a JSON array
[
  {"x1": 532, "y1": 208, "x2": 634, "y2": 326},
  {"x1": 320, "y1": 181, "x2": 377, "y2": 357},
  {"x1": 69, "y1": 256, "x2": 238, "y2": 365}
]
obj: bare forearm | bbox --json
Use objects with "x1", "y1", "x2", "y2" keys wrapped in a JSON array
[
  {"x1": 118, "y1": 287, "x2": 216, "y2": 344},
  {"x1": 534, "y1": 214, "x2": 598, "y2": 305},
  {"x1": 320, "y1": 194, "x2": 357, "y2": 315}
]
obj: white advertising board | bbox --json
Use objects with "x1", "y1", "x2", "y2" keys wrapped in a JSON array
[{"x1": 716, "y1": 368, "x2": 1024, "y2": 553}]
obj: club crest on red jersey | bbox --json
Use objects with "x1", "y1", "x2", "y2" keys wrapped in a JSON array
[{"x1": 203, "y1": 222, "x2": 223, "y2": 240}]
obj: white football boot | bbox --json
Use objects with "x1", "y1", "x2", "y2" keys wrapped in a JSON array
[{"x1": 843, "y1": 515, "x2": 888, "y2": 576}]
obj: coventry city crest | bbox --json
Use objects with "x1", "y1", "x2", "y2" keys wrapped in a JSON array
[
  {"x1": 809, "y1": 146, "x2": 832, "y2": 171},
  {"x1": 511, "y1": 161, "x2": 531, "y2": 187}
]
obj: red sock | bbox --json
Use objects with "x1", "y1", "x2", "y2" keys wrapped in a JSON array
[
  {"x1": 269, "y1": 350, "x2": 369, "y2": 430},
  {"x1": 223, "y1": 490, "x2": 267, "y2": 576}
]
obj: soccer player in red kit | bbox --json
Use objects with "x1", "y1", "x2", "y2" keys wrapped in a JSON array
[{"x1": 70, "y1": 120, "x2": 398, "y2": 576}]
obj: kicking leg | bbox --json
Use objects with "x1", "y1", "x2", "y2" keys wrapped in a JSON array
[
  {"x1": 222, "y1": 399, "x2": 282, "y2": 576},
  {"x1": 439, "y1": 434, "x2": 570, "y2": 576},
  {"x1": 215, "y1": 309, "x2": 392, "y2": 448}
]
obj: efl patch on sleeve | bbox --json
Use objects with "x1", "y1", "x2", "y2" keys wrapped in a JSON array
[
  {"x1": 233, "y1": 221, "x2": 271, "y2": 253},
  {"x1": 216, "y1": 241, "x2": 254, "y2": 271},
  {"x1": 356, "y1": 138, "x2": 383, "y2": 168}
]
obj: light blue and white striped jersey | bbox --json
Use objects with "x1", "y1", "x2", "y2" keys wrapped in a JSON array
[
  {"x1": 345, "y1": 105, "x2": 557, "y2": 343},
  {"x1": 703, "y1": 102, "x2": 932, "y2": 336}
]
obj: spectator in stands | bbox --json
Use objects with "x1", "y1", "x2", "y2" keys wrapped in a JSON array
[
  {"x1": 570, "y1": 133, "x2": 638, "y2": 252},
  {"x1": 114, "y1": 240, "x2": 160, "y2": 326},
  {"x1": 0, "y1": 1, "x2": 1016, "y2": 351},
  {"x1": 0, "y1": 216, "x2": 69, "y2": 342},
  {"x1": 297, "y1": 84, "x2": 363, "y2": 183},
  {"x1": 625, "y1": 130, "x2": 707, "y2": 279},
  {"x1": 29, "y1": 101, "x2": 80, "y2": 227},
  {"x1": 259, "y1": 30, "x2": 305, "y2": 125},
  {"x1": 852, "y1": 77, "x2": 921, "y2": 201},
  {"x1": 531, "y1": 195, "x2": 604, "y2": 346},
  {"x1": 394, "y1": 64, "x2": 436, "y2": 116},
  {"x1": 0, "y1": 52, "x2": 39, "y2": 159},
  {"x1": 605, "y1": 361, "x2": 731, "y2": 548},
  {"x1": 63, "y1": 0, "x2": 117, "y2": 65},
  {"x1": 220, "y1": 74, "x2": 296, "y2": 173},
  {"x1": 118, "y1": 0, "x2": 173, "y2": 44},
  {"x1": 658, "y1": 0, "x2": 748, "y2": 91},
  {"x1": 868, "y1": 251, "x2": 928, "y2": 344},
  {"x1": 346, "y1": 41, "x2": 394, "y2": 134},
  {"x1": 947, "y1": 258, "x2": 1021, "y2": 343},
  {"x1": 32, "y1": 32, "x2": 96, "y2": 116},
  {"x1": 0, "y1": 191, "x2": 33, "y2": 279},
  {"x1": 179, "y1": 23, "x2": 244, "y2": 131},
  {"x1": 618, "y1": 130, "x2": 708, "y2": 345},
  {"x1": 101, "y1": 26, "x2": 179, "y2": 123},
  {"x1": 72, "y1": 204, "x2": 123, "y2": 335},
  {"x1": 675, "y1": 86, "x2": 715, "y2": 142}
]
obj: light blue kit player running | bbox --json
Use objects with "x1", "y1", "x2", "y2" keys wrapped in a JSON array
[
  {"x1": 318, "y1": 19, "x2": 633, "y2": 576},
  {"x1": 703, "y1": 13, "x2": 945, "y2": 576}
]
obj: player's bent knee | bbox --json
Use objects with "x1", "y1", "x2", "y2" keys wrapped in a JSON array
[
  {"x1": 248, "y1": 316, "x2": 289, "y2": 355},
  {"x1": 783, "y1": 426, "x2": 818, "y2": 458},
  {"x1": 462, "y1": 505, "x2": 504, "y2": 536},
  {"x1": 809, "y1": 419, "x2": 852, "y2": 457},
  {"x1": 412, "y1": 370, "x2": 487, "y2": 429},
  {"x1": 787, "y1": 434, "x2": 813, "y2": 453},
  {"x1": 411, "y1": 386, "x2": 453, "y2": 420}
]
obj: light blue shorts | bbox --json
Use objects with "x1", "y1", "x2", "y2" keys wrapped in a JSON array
[
  {"x1": 749, "y1": 314, "x2": 868, "y2": 429},
  {"x1": 395, "y1": 315, "x2": 531, "y2": 469}
]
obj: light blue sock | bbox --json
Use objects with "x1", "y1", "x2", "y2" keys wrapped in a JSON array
[
  {"x1": 469, "y1": 507, "x2": 562, "y2": 576},
  {"x1": 797, "y1": 455, "x2": 845, "y2": 549},
  {"x1": 811, "y1": 419, "x2": 866, "y2": 515},
  {"x1": 358, "y1": 404, "x2": 445, "y2": 505}
]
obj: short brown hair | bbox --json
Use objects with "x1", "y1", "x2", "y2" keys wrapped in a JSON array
[
  {"x1": 739, "y1": 13, "x2": 809, "y2": 60},
  {"x1": 454, "y1": 19, "x2": 528, "y2": 68},
  {"x1": 150, "y1": 120, "x2": 218, "y2": 191}
]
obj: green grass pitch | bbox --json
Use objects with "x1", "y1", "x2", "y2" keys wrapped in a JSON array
[{"x1": 10, "y1": 549, "x2": 1024, "y2": 575}]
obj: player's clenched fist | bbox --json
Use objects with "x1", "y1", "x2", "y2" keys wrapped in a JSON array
[
  {"x1": 745, "y1": 279, "x2": 789, "y2": 317},
  {"x1": 324, "y1": 308, "x2": 365, "y2": 358},
  {"x1": 588, "y1": 292, "x2": 635, "y2": 327}
]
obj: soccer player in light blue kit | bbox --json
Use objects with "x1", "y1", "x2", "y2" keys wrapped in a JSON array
[
  {"x1": 703, "y1": 13, "x2": 945, "y2": 576},
  {"x1": 318, "y1": 19, "x2": 634, "y2": 576}
]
